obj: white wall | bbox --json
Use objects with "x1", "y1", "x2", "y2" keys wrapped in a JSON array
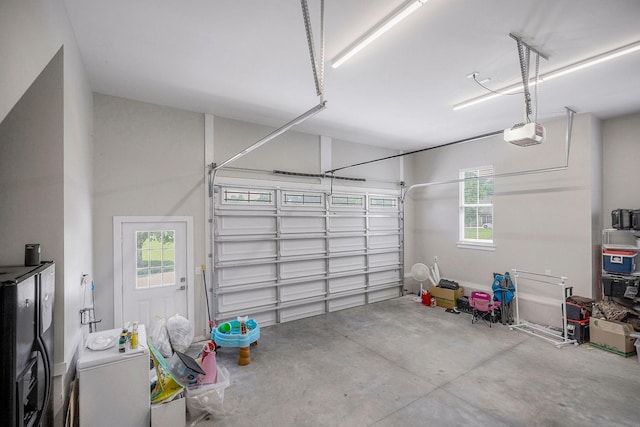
[
  {"x1": 0, "y1": 51, "x2": 64, "y2": 266},
  {"x1": 603, "y1": 112, "x2": 640, "y2": 223},
  {"x1": 212, "y1": 116, "x2": 404, "y2": 190},
  {"x1": 409, "y1": 114, "x2": 601, "y2": 327},
  {"x1": 92, "y1": 106, "x2": 407, "y2": 337},
  {"x1": 0, "y1": 1, "x2": 93, "y2": 424},
  {"x1": 0, "y1": 0, "x2": 63, "y2": 124},
  {"x1": 92, "y1": 94, "x2": 206, "y2": 334},
  {"x1": 589, "y1": 115, "x2": 603, "y2": 299},
  {"x1": 214, "y1": 115, "x2": 321, "y2": 175},
  {"x1": 330, "y1": 137, "x2": 403, "y2": 189}
]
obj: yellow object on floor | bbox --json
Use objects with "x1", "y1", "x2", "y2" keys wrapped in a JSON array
[{"x1": 149, "y1": 340, "x2": 184, "y2": 404}]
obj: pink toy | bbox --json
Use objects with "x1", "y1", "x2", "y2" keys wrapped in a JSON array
[
  {"x1": 197, "y1": 342, "x2": 217, "y2": 384},
  {"x1": 469, "y1": 291, "x2": 500, "y2": 327}
]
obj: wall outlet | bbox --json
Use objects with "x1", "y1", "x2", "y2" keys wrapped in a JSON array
[{"x1": 434, "y1": 256, "x2": 438, "y2": 263}]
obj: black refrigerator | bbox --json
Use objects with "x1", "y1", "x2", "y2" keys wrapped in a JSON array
[{"x1": 0, "y1": 262, "x2": 55, "y2": 427}]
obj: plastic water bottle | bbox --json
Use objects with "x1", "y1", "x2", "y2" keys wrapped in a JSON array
[{"x1": 131, "y1": 322, "x2": 139, "y2": 349}]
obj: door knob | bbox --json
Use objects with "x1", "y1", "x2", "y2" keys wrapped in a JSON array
[{"x1": 177, "y1": 285, "x2": 186, "y2": 291}]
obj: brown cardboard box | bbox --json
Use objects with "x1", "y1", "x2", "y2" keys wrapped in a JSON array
[
  {"x1": 430, "y1": 286, "x2": 464, "y2": 309},
  {"x1": 589, "y1": 317, "x2": 636, "y2": 356}
]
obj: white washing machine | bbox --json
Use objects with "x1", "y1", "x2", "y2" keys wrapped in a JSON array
[{"x1": 77, "y1": 325, "x2": 150, "y2": 427}]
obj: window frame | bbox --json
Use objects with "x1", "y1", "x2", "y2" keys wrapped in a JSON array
[
  {"x1": 281, "y1": 191, "x2": 325, "y2": 207},
  {"x1": 369, "y1": 196, "x2": 398, "y2": 209},
  {"x1": 135, "y1": 229, "x2": 176, "y2": 289},
  {"x1": 458, "y1": 165, "x2": 495, "y2": 250},
  {"x1": 220, "y1": 187, "x2": 275, "y2": 206},
  {"x1": 329, "y1": 193, "x2": 365, "y2": 209}
]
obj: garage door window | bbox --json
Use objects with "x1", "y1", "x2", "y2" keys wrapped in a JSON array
[
  {"x1": 222, "y1": 188, "x2": 274, "y2": 205},
  {"x1": 283, "y1": 191, "x2": 324, "y2": 206},
  {"x1": 370, "y1": 196, "x2": 397, "y2": 208},
  {"x1": 330, "y1": 194, "x2": 364, "y2": 208}
]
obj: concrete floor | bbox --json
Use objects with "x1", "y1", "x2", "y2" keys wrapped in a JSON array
[{"x1": 190, "y1": 296, "x2": 640, "y2": 427}]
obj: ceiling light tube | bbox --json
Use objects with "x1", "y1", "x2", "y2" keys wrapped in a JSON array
[
  {"x1": 331, "y1": 0, "x2": 429, "y2": 69},
  {"x1": 541, "y1": 40, "x2": 640, "y2": 82},
  {"x1": 453, "y1": 40, "x2": 640, "y2": 111},
  {"x1": 453, "y1": 81, "x2": 537, "y2": 111}
]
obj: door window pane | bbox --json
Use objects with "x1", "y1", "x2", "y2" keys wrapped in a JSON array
[{"x1": 135, "y1": 230, "x2": 176, "y2": 288}]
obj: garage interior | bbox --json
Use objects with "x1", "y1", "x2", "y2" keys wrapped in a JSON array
[
  {"x1": 208, "y1": 297, "x2": 640, "y2": 426},
  {"x1": 2, "y1": 1, "x2": 640, "y2": 426}
]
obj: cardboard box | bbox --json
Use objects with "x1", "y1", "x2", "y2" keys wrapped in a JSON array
[
  {"x1": 589, "y1": 317, "x2": 636, "y2": 356},
  {"x1": 430, "y1": 286, "x2": 464, "y2": 309},
  {"x1": 151, "y1": 397, "x2": 186, "y2": 427}
]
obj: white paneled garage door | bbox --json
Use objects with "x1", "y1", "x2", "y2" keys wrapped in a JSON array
[{"x1": 212, "y1": 184, "x2": 403, "y2": 326}]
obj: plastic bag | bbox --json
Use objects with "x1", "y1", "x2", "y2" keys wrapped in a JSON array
[
  {"x1": 185, "y1": 366, "x2": 230, "y2": 424},
  {"x1": 150, "y1": 316, "x2": 172, "y2": 358},
  {"x1": 166, "y1": 313, "x2": 194, "y2": 353}
]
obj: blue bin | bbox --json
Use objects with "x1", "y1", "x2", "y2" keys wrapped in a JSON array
[{"x1": 603, "y1": 250, "x2": 637, "y2": 274}]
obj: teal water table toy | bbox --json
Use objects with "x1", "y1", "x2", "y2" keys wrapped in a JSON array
[{"x1": 212, "y1": 317, "x2": 260, "y2": 365}]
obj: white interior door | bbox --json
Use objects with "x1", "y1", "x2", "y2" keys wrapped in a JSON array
[{"x1": 115, "y1": 217, "x2": 193, "y2": 330}]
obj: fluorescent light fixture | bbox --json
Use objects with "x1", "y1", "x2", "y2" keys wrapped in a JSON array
[
  {"x1": 453, "y1": 40, "x2": 640, "y2": 111},
  {"x1": 331, "y1": 0, "x2": 429, "y2": 69}
]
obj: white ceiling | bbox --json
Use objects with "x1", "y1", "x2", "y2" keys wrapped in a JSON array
[{"x1": 63, "y1": 0, "x2": 640, "y2": 151}]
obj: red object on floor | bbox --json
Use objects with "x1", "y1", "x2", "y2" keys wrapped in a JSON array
[{"x1": 421, "y1": 292, "x2": 431, "y2": 306}]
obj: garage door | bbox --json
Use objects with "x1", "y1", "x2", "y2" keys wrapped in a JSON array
[{"x1": 212, "y1": 184, "x2": 403, "y2": 326}]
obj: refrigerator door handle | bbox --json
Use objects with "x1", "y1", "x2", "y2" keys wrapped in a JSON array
[{"x1": 32, "y1": 336, "x2": 51, "y2": 427}]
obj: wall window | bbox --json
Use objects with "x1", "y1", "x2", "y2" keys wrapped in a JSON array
[{"x1": 459, "y1": 166, "x2": 494, "y2": 243}]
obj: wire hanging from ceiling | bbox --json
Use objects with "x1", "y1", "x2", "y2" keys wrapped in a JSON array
[
  {"x1": 472, "y1": 73, "x2": 523, "y2": 96},
  {"x1": 461, "y1": 34, "x2": 547, "y2": 111}
]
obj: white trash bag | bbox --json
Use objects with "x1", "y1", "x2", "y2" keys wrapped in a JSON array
[
  {"x1": 150, "y1": 316, "x2": 172, "y2": 358},
  {"x1": 166, "y1": 313, "x2": 194, "y2": 353}
]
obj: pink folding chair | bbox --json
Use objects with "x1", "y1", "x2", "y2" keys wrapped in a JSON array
[{"x1": 469, "y1": 291, "x2": 500, "y2": 327}]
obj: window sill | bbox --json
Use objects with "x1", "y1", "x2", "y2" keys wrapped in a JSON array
[{"x1": 457, "y1": 241, "x2": 496, "y2": 251}]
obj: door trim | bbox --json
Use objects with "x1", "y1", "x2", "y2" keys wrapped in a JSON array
[{"x1": 113, "y1": 216, "x2": 195, "y2": 330}]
